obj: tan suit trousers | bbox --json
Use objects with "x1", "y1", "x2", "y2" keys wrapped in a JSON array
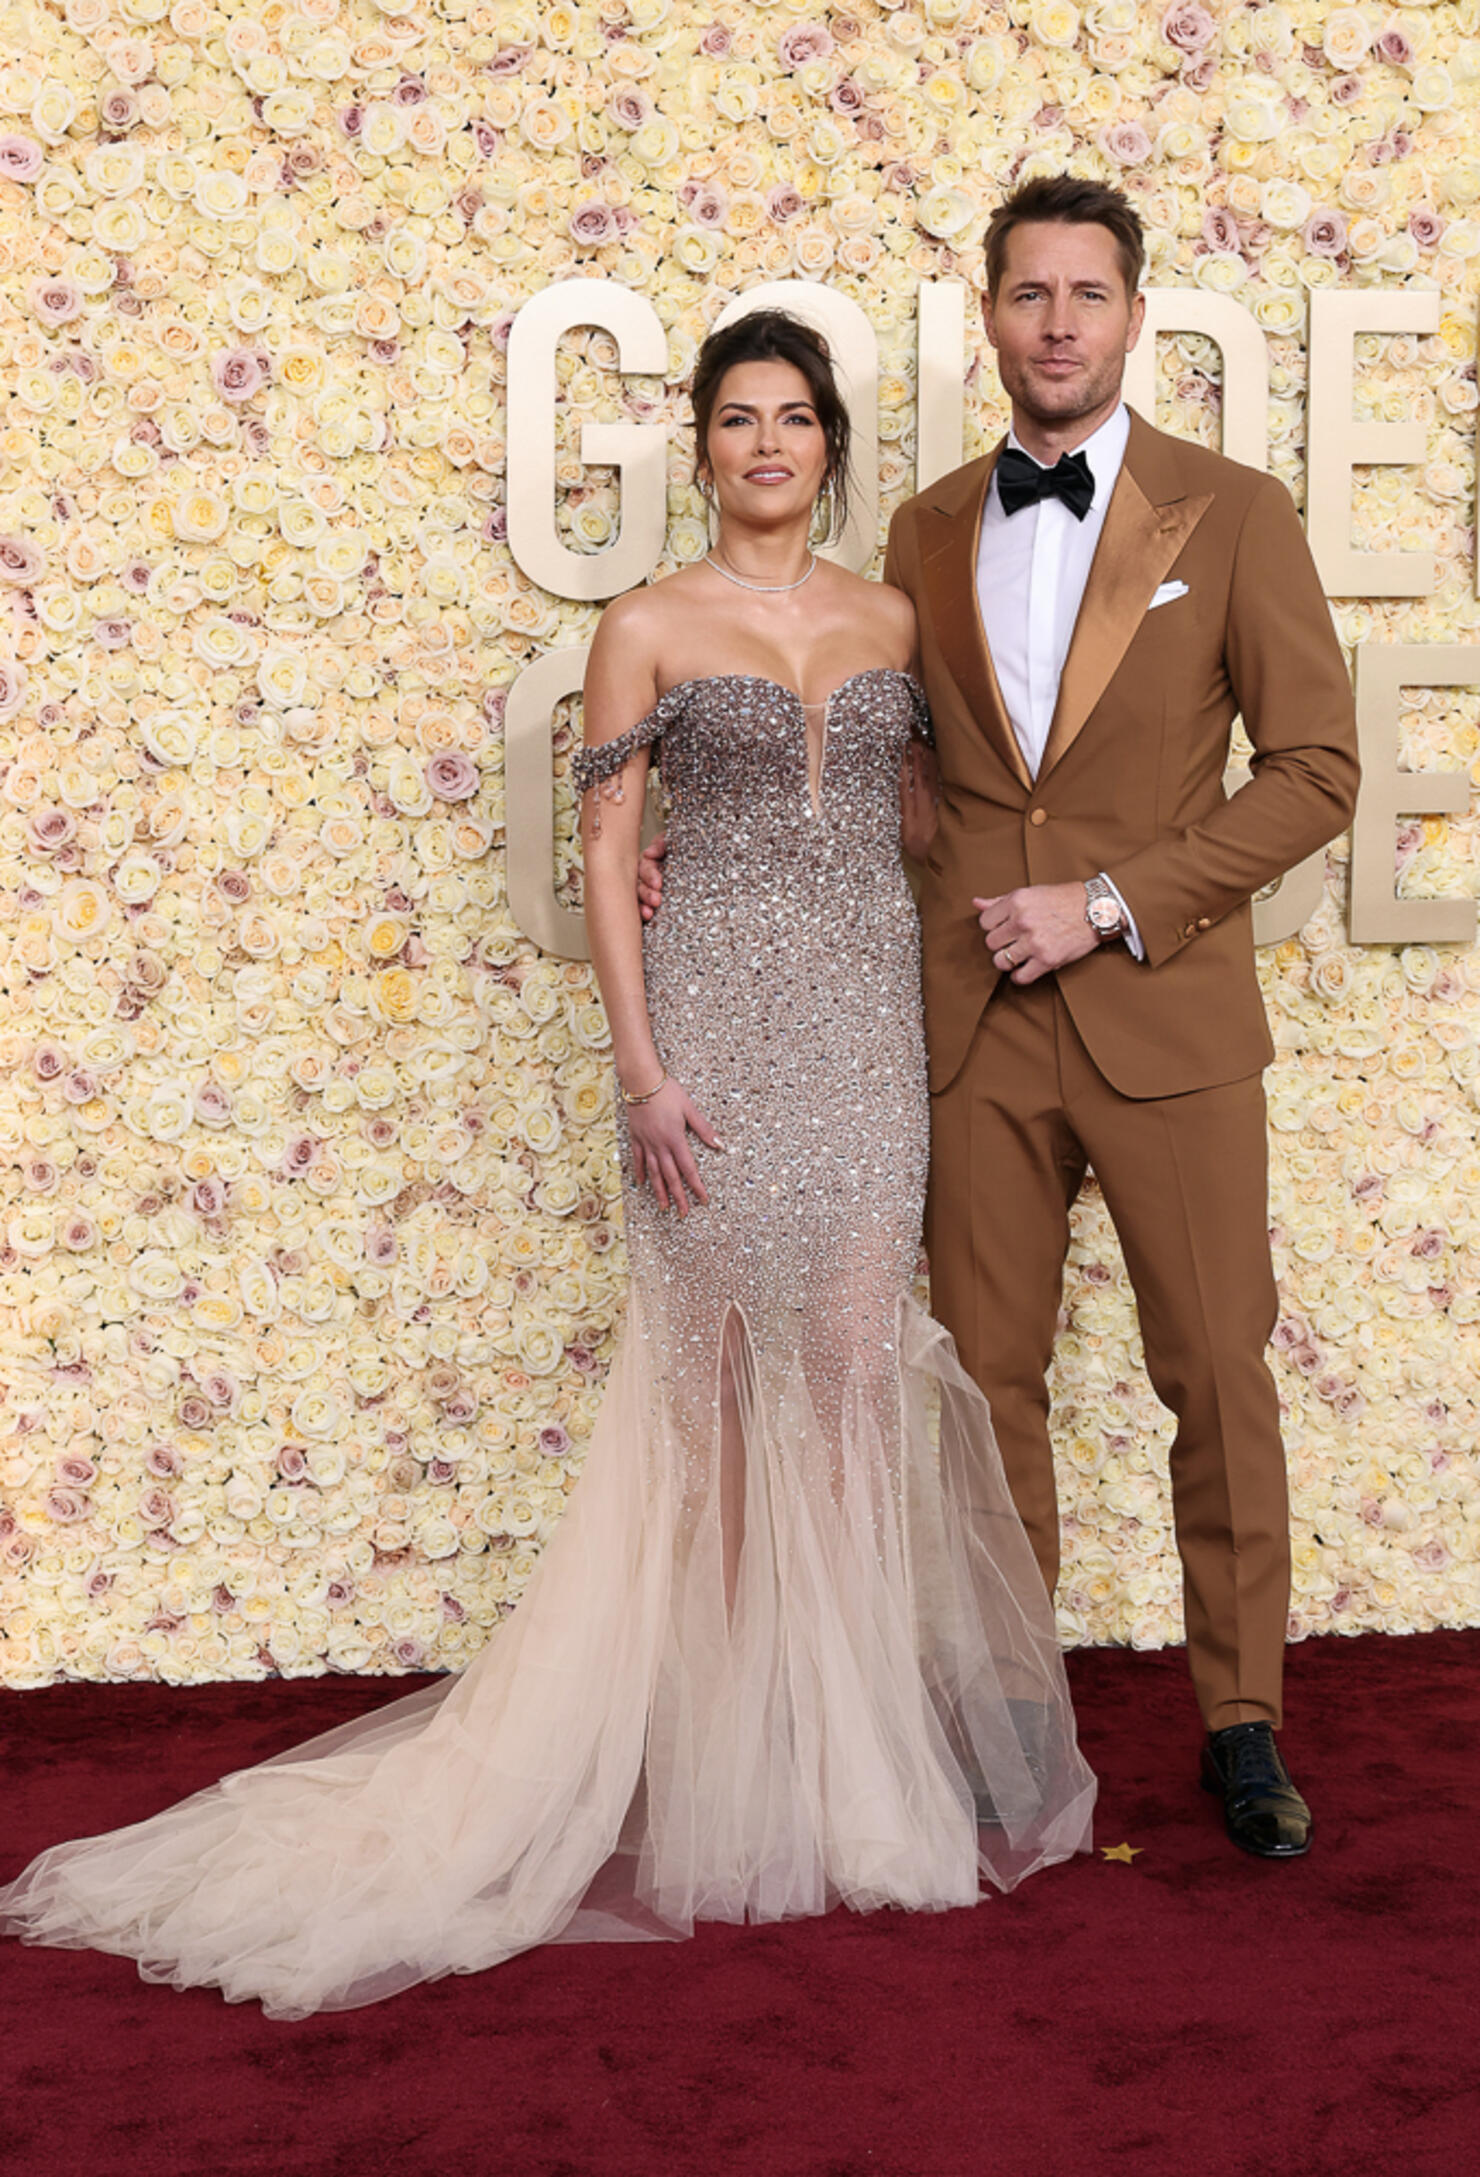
[{"x1": 927, "y1": 977, "x2": 1288, "y2": 1732}]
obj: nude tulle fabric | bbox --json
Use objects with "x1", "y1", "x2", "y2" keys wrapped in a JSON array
[
  {"x1": 1, "y1": 674, "x2": 1093, "y2": 2018},
  {"x1": 1, "y1": 1300, "x2": 1092, "y2": 2020}
]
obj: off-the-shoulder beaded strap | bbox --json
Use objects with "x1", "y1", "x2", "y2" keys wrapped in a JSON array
[{"x1": 572, "y1": 686, "x2": 685, "y2": 796}]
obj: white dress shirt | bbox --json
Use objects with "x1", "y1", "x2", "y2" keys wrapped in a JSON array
[{"x1": 975, "y1": 402, "x2": 1144, "y2": 958}]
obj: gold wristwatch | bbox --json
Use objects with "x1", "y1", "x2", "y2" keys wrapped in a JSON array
[{"x1": 1084, "y1": 875, "x2": 1128, "y2": 943}]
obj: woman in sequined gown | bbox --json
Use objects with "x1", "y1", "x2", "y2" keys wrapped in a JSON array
[{"x1": 0, "y1": 315, "x2": 1092, "y2": 2021}]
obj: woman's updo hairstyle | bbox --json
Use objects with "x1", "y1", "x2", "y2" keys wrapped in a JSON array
[{"x1": 690, "y1": 310, "x2": 852, "y2": 544}]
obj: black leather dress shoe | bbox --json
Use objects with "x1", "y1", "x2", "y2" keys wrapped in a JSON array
[{"x1": 1201, "y1": 1721, "x2": 1312, "y2": 1858}]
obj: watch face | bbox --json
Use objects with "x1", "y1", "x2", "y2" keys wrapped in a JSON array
[{"x1": 1088, "y1": 896, "x2": 1121, "y2": 934}]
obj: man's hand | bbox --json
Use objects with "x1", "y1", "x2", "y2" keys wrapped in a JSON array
[
  {"x1": 973, "y1": 883, "x2": 1100, "y2": 984},
  {"x1": 637, "y1": 833, "x2": 667, "y2": 923}
]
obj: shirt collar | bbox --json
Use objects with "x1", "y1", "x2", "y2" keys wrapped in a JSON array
[{"x1": 1003, "y1": 402, "x2": 1130, "y2": 514}]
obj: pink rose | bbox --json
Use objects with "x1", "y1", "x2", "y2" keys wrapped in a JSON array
[
  {"x1": 0, "y1": 135, "x2": 43, "y2": 182},
  {"x1": 1374, "y1": 28, "x2": 1414, "y2": 67},
  {"x1": 27, "y1": 806, "x2": 76, "y2": 853},
  {"x1": 1409, "y1": 206, "x2": 1445, "y2": 249},
  {"x1": 94, "y1": 617, "x2": 131, "y2": 650},
  {"x1": 424, "y1": 750, "x2": 479, "y2": 800},
  {"x1": 1100, "y1": 121, "x2": 1152, "y2": 168},
  {"x1": 366, "y1": 1224, "x2": 397, "y2": 1265},
  {"x1": 767, "y1": 183, "x2": 805, "y2": 224},
  {"x1": 213, "y1": 347, "x2": 267, "y2": 402},
  {"x1": 569, "y1": 199, "x2": 620, "y2": 248},
  {"x1": 29, "y1": 276, "x2": 83, "y2": 327},
  {"x1": 33, "y1": 1042, "x2": 67, "y2": 1082},
  {"x1": 778, "y1": 21, "x2": 833, "y2": 69},
  {"x1": 45, "y1": 1486, "x2": 91, "y2": 1525},
  {"x1": 687, "y1": 184, "x2": 728, "y2": 229},
  {"x1": 100, "y1": 87, "x2": 140, "y2": 129},
  {"x1": 0, "y1": 534, "x2": 43, "y2": 584},
  {"x1": 127, "y1": 949, "x2": 167, "y2": 995},
  {"x1": 608, "y1": 88, "x2": 652, "y2": 130},
  {"x1": 1303, "y1": 209, "x2": 1348, "y2": 257},
  {"x1": 1162, "y1": 3, "x2": 1215, "y2": 52},
  {"x1": 1201, "y1": 207, "x2": 1241, "y2": 253},
  {"x1": 699, "y1": 24, "x2": 731, "y2": 55}
]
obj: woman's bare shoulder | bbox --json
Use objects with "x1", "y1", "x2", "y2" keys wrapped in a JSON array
[
  {"x1": 824, "y1": 562, "x2": 917, "y2": 658},
  {"x1": 595, "y1": 565, "x2": 712, "y2": 645}
]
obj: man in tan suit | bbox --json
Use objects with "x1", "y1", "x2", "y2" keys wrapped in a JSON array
[{"x1": 883, "y1": 176, "x2": 1359, "y2": 1857}]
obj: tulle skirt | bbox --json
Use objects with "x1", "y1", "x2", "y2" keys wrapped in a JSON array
[{"x1": 0, "y1": 1296, "x2": 1094, "y2": 2020}]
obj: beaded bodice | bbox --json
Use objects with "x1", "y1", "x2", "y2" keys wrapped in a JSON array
[
  {"x1": 573, "y1": 669, "x2": 931, "y2": 857},
  {"x1": 574, "y1": 663, "x2": 935, "y2": 1405}
]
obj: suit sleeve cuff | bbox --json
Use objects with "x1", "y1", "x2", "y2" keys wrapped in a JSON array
[{"x1": 1099, "y1": 874, "x2": 1145, "y2": 961}]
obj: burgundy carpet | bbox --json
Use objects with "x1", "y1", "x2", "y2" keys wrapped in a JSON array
[{"x1": 3, "y1": 1629, "x2": 1476, "y2": 2177}]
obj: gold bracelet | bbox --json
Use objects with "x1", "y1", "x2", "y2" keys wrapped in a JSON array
[{"x1": 619, "y1": 1068, "x2": 668, "y2": 1106}]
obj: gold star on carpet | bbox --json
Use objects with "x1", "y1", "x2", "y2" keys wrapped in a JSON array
[{"x1": 1101, "y1": 1842, "x2": 1143, "y2": 1864}]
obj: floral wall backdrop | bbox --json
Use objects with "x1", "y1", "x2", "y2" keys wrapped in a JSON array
[{"x1": 0, "y1": 0, "x2": 1476, "y2": 1687}]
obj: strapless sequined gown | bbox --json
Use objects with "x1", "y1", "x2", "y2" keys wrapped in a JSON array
[{"x1": 0, "y1": 671, "x2": 1093, "y2": 2020}]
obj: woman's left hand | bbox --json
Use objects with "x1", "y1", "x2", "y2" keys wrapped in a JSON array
[{"x1": 899, "y1": 742, "x2": 940, "y2": 863}]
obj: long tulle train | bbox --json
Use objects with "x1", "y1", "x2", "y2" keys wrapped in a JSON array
[{"x1": 0, "y1": 1297, "x2": 1093, "y2": 2019}]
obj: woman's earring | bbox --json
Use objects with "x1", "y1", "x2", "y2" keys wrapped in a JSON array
[{"x1": 697, "y1": 472, "x2": 716, "y2": 544}]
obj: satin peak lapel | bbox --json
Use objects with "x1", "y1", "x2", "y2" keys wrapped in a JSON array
[
  {"x1": 918, "y1": 454, "x2": 1033, "y2": 794},
  {"x1": 1038, "y1": 458, "x2": 1213, "y2": 781}
]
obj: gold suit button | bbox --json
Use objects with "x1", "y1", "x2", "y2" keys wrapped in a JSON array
[{"x1": 1029, "y1": 808, "x2": 1048, "y2": 827}]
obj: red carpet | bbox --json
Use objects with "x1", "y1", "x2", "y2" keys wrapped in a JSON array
[{"x1": 3, "y1": 1630, "x2": 1476, "y2": 2177}]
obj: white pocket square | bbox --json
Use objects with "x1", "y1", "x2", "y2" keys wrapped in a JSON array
[{"x1": 1149, "y1": 580, "x2": 1189, "y2": 610}]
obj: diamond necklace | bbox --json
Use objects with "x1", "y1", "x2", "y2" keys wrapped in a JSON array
[{"x1": 705, "y1": 550, "x2": 818, "y2": 594}]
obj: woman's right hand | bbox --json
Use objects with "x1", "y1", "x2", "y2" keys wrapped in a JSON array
[
  {"x1": 626, "y1": 1078, "x2": 723, "y2": 1215},
  {"x1": 637, "y1": 833, "x2": 667, "y2": 922}
]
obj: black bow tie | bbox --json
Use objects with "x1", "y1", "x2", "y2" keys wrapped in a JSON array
[{"x1": 996, "y1": 445, "x2": 1095, "y2": 522}]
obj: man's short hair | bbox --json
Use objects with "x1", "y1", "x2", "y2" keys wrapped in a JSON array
[{"x1": 984, "y1": 175, "x2": 1145, "y2": 300}]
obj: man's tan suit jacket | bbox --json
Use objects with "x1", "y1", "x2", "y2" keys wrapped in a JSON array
[{"x1": 884, "y1": 412, "x2": 1361, "y2": 1100}]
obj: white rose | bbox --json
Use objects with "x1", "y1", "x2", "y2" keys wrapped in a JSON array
[
  {"x1": 1260, "y1": 178, "x2": 1311, "y2": 230},
  {"x1": 258, "y1": 649, "x2": 309, "y2": 709},
  {"x1": 194, "y1": 168, "x2": 251, "y2": 221}
]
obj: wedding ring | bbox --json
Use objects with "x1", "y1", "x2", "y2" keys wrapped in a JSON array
[{"x1": 1003, "y1": 947, "x2": 1016, "y2": 968}]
